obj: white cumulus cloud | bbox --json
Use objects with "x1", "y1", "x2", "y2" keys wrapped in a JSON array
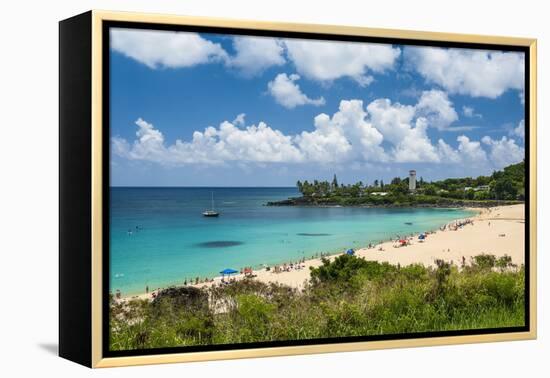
[
  {"x1": 296, "y1": 99, "x2": 386, "y2": 163},
  {"x1": 110, "y1": 28, "x2": 227, "y2": 69},
  {"x1": 112, "y1": 118, "x2": 170, "y2": 163},
  {"x1": 232, "y1": 113, "x2": 246, "y2": 126},
  {"x1": 437, "y1": 139, "x2": 461, "y2": 164},
  {"x1": 112, "y1": 93, "x2": 522, "y2": 171},
  {"x1": 482, "y1": 136, "x2": 525, "y2": 168},
  {"x1": 415, "y1": 90, "x2": 459, "y2": 130},
  {"x1": 463, "y1": 106, "x2": 474, "y2": 117},
  {"x1": 267, "y1": 73, "x2": 326, "y2": 109},
  {"x1": 462, "y1": 105, "x2": 482, "y2": 118},
  {"x1": 456, "y1": 135, "x2": 488, "y2": 164},
  {"x1": 110, "y1": 29, "x2": 404, "y2": 89},
  {"x1": 113, "y1": 117, "x2": 303, "y2": 165},
  {"x1": 226, "y1": 36, "x2": 286, "y2": 76},
  {"x1": 510, "y1": 119, "x2": 525, "y2": 140},
  {"x1": 367, "y1": 98, "x2": 440, "y2": 163},
  {"x1": 405, "y1": 46, "x2": 524, "y2": 98},
  {"x1": 284, "y1": 39, "x2": 400, "y2": 85}
]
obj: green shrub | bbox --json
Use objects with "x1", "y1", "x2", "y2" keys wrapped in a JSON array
[
  {"x1": 110, "y1": 254, "x2": 525, "y2": 350},
  {"x1": 472, "y1": 254, "x2": 497, "y2": 271},
  {"x1": 496, "y1": 255, "x2": 513, "y2": 271}
]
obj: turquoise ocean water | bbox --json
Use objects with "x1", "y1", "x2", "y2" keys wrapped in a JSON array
[{"x1": 110, "y1": 187, "x2": 474, "y2": 295}]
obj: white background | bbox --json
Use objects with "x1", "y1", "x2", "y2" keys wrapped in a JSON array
[{"x1": 0, "y1": 0, "x2": 547, "y2": 376}]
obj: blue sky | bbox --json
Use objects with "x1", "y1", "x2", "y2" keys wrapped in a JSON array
[{"x1": 109, "y1": 28, "x2": 525, "y2": 187}]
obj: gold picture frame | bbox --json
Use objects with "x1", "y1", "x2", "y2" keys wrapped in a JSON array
[{"x1": 59, "y1": 10, "x2": 537, "y2": 368}]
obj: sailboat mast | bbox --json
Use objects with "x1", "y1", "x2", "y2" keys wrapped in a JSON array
[{"x1": 211, "y1": 192, "x2": 214, "y2": 210}]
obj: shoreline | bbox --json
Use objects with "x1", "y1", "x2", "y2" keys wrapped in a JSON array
[
  {"x1": 265, "y1": 197, "x2": 523, "y2": 208},
  {"x1": 119, "y1": 204, "x2": 524, "y2": 301}
]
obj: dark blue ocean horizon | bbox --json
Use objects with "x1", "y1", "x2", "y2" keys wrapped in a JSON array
[{"x1": 110, "y1": 187, "x2": 474, "y2": 295}]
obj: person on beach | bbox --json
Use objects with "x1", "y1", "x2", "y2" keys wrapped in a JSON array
[{"x1": 145, "y1": 285, "x2": 149, "y2": 294}]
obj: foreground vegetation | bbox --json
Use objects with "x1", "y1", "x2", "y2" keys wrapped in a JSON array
[
  {"x1": 267, "y1": 161, "x2": 525, "y2": 207},
  {"x1": 110, "y1": 254, "x2": 525, "y2": 350}
]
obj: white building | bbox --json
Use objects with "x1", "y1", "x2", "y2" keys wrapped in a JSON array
[
  {"x1": 475, "y1": 185, "x2": 490, "y2": 191},
  {"x1": 409, "y1": 170, "x2": 417, "y2": 191}
]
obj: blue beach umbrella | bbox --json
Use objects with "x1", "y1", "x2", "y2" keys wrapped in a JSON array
[
  {"x1": 346, "y1": 249, "x2": 355, "y2": 255},
  {"x1": 418, "y1": 233, "x2": 426, "y2": 240},
  {"x1": 220, "y1": 268, "x2": 238, "y2": 275}
]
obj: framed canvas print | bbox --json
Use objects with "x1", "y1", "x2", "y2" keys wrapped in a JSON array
[{"x1": 59, "y1": 10, "x2": 537, "y2": 368}]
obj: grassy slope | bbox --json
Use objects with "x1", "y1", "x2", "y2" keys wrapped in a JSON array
[{"x1": 109, "y1": 254, "x2": 525, "y2": 350}]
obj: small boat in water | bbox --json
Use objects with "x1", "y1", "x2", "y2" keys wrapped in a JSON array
[
  {"x1": 404, "y1": 222, "x2": 413, "y2": 225},
  {"x1": 203, "y1": 192, "x2": 220, "y2": 217}
]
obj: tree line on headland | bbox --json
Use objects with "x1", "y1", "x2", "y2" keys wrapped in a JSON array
[{"x1": 269, "y1": 161, "x2": 525, "y2": 207}]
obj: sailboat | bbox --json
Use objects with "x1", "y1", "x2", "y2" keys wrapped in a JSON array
[{"x1": 202, "y1": 192, "x2": 220, "y2": 217}]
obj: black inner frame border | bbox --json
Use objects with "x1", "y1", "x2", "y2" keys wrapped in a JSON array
[{"x1": 101, "y1": 20, "x2": 531, "y2": 359}]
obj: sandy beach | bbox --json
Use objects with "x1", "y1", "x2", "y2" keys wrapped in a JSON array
[{"x1": 124, "y1": 204, "x2": 524, "y2": 300}]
